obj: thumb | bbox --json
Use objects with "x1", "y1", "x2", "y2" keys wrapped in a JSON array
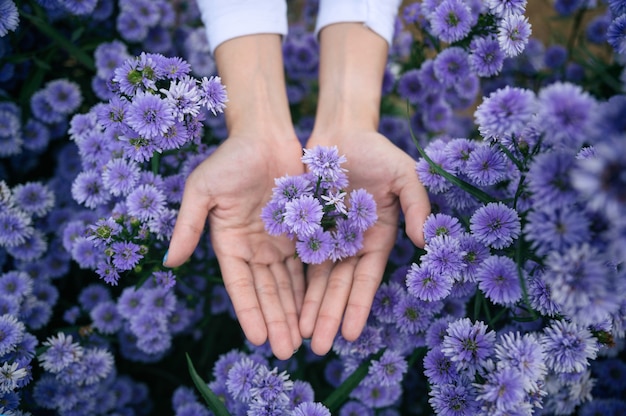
[
  {"x1": 163, "y1": 179, "x2": 215, "y2": 267},
  {"x1": 397, "y1": 167, "x2": 431, "y2": 248}
]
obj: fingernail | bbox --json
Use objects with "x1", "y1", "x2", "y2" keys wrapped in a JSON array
[{"x1": 162, "y1": 250, "x2": 169, "y2": 266}]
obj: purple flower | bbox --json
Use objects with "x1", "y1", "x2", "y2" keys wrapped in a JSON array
[
  {"x1": 537, "y1": 82, "x2": 597, "y2": 149},
  {"x1": 474, "y1": 86, "x2": 537, "y2": 141},
  {"x1": 392, "y1": 293, "x2": 437, "y2": 334},
  {"x1": 43, "y1": 79, "x2": 83, "y2": 115},
  {"x1": 11, "y1": 182, "x2": 55, "y2": 217},
  {"x1": 126, "y1": 184, "x2": 166, "y2": 221},
  {"x1": 367, "y1": 349, "x2": 408, "y2": 387},
  {"x1": 0, "y1": 271, "x2": 32, "y2": 301},
  {"x1": 527, "y1": 149, "x2": 577, "y2": 208},
  {"x1": 94, "y1": 40, "x2": 131, "y2": 80},
  {"x1": 110, "y1": 240, "x2": 143, "y2": 271},
  {"x1": 433, "y1": 47, "x2": 470, "y2": 86},
  {"x1": 102, "y1": 157, "x2": 140, "y2": 196},
  {"x1": 607, "y1": 13, "x2": 626, "y2": 54},
  {"x1": 487, "y1": 0, "x2": 527, "y2": 17},
  {"x1": 125, "y1": 92, "x2": 175, "y2": 139},
  {"x1": 457, "y1": 233, "x2": 490, "y2": 283},
  {"x1": 199, "y1": 76, "x2": 228, "y2": 115},
  {"x1": 22, "y1": 118, "x2": 50, "y2": 152},
  {"x1": 495, "y1": 331, "x2": 546, "y2": 391},
  {"x1": 0, "y1": 314, "x2": 24, "y2": 357},
  {"x1": 347, "y1": 189, "x2": 377, "y2": 232},
  {"x1": 476, "y1": 255, "x2": 522, "y2": 306},
  {"x1": 296, "y1": 228, "x2": 333, "y2": 264},
  {"x1": 160, "y1": 76, "x2": 202, "y2": 122},
  {"x1": 430, "y1": 0, "x2": 473, "y2": 43},
  {"x1": 424, "y1": 345, "x2": 459, "y2": 386},
  {"x1": 541, "y1": 320, "x2": 598, "y2": 373},
  {"x1": 429, "y1": 381, "x2": 480, "y2": 416},
  {"x1": 153, "y1": 270, "x2": 176, "y2": 290},
  {"x1": 470, "y1": 202, "x2": 521, "y2": 249},
  {"x1": 116, "y1": 287, "x2": 143, "y2": 319},
  {"x1": 160, "y1": 56, "x2": 192, "y2": 80},
  {"x1": 422, "y1": 235, "x2": 466, "y2": 280},
  {"x1": 39, "y1": 332, "x2": 83, "y2": 373},
  {"x1": 371, "y1": 281, "x2": 405, "y2": 324},
  {"x1": 406, "y1": 261, "x2": 455, "y2": 302},
  {"x1": 273, "y1": 175, "x2": 313, "y2": 204},
  {"x1": 0, "y1": 208, "x2": 33, "y2": 248},
  {"x1": 261, "y1": 198, "x2": 289, "y2": 236},
  {"x1": 397, "y1": 69, "x2": 427, "y2": 104},
  {"x1": 0, "y1": 0, "x2": 19, "y2": 37},
  {"x1": 476, "y1": 367, "x2": 526, "y2": 412},
  {"x1": 330, "y1": 219, "x2": 363, "y2": 261},
  {"x1": 96, "y1": 260, "x2": 121, "y2": 286},
  {"x1": 302, "y1": 145, "x2": 347, "y2": 185},
  {"x1": 90, "y1": 301, "x2": 123, "y2": 334},
  {"x1": 469, "y1": 35, "x2": 505, "y2": 77},
  {"x1": 465, "y1": 144, "x2": 510, "y2": 186},
  {"x1": 80, "y1": 347, "x2": 114, "y2": 385},
  {"x1": 497, "y1": 13, "x2": 532, "y2": 57},
  {"x1": 226, "y1": 357, "x2": 258, "y2": 402},
  {"x1": 415, "y1": 147, "x2": 454, "y2": 194},
  {"x1": 284, "y1": 195, "x2": 323, "y2": 237},
  {"x1": 71, "y1": 169, "x2": 111, "y2": 209},
  {"x1": 78, "y1": 283, "x2": 111, "y2": 311},
  {"x1": 441, "y1": 318, "x2": 496, "y2": 377},
  {"x1": 524, "y1": 205, "x2": 590, "y2": 256},
  {"x1": 293, "y1": 402, "x2": 330, "y2": 416}
]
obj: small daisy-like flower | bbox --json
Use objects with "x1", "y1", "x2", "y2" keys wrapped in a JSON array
[
  {"x1": 126, "y1": 91, "x2": 175, "y2": 139},
  {"x1": 406, "y1": 261, "x2": 455, "y2": 302},
  {"x1": 296, "y1": 228, "x2": 333, "y2": 264},
  {"x1": 433, "y1": 46, "x2": 471, "y2": 86},
  {"x1": 160, "y1": 56, "x2": 192, "y2": 80},
  {"x1": 0, "y1": 314, "x2": 24, "y2": 357},
  {"x1": 423, "y1": 213, "x2": 464, "y2": 243},
  {"x1": 422, "y1": 235, "x2": 467, "y2": 280},
  {"x1": 465, "y1": 144, "x2": 510, "y2": 186},
  {"x1": 261, "y1": 199, "x2": 289, "y2": 236},
  {"x1": 476, "y1": 255, "x2": 522, "y2": 306},
  {"x1": 43, "y1": 79, "x2": 83, "y2": 115},
  {"x1": 153, "y1": 270, "x2": 176, "y2": 290},
  {"x1": 273, "y1": 175, "x2": 313, "y2": 204},
  {"x1": 441, "y1": 318, "x2": 496, "y2": 377},
  {"x1": 541, "y1": 320, "x2": 598, "y2": 374},
  {"x1": 367, "y1": 349, "x2": 408, "y2": 387},
  {"x1": 39, "y1": 332, "x2": 83, "y2": 373},
  {"x1": 0, "y1": 271, "x2": 32, "y2": 301},
  {"x1": 226, "y1": 357, "x2": 259, "y2": 402},
  {"x1": 423, "y1": 346, "x2": 457, "y2": 385},
  {"x1": 607, "y1": 13, "x2": 626, "y2": 54},
  {"x1": 495, "y1": 331, "x2": 546, "y2": 392},
  {"x1": 497, "y1": 13, "x2": 532, "y2": 57},
  {"x1": 0, "y1": 0, "x2": 19, "y2": 37},
  {"x1": 470, "y1": 202, "x2": 521, "y2": 249},
  {"x1": 0, "y1": 361, "x2": 28, "y2": 394},
  {"x1": 430, "y1": 0, "x2": 473, "y2": 43},
  {"x1": 284, "y1": 195, "x2": 323, "y2": 237},
  {"x1": 11, "y1": 182, "x2": 55, "y2": 217},
  {"x1": 487, "y1": 0, "x2": 527, "y2": 17},
  {"x1": 199, "y1": 76, "x2": 228, "y2": 115},
  {"x1": 160, "y1": 76, "x2": 202, "y2": 122},
  {"x1": 251, "y1": 365, "x2": 294, "y2": 404},
  {"x1": 90, "y1": 301, "x2": 123, "y2": 334},
  {"x1": 81, "y1": 347, "x2": 114, "y2": 385},
  {"x1": 469, "y1": 35, "x2": 505, "y2": 77},
  {"x1": 110, "y1": 240, "x2": 143, "y2": 271},
  {"x1": 429, "y1": 381, "x2": 480, "y2": 416},
  {"x1": 302, "y1": 145, "x2": 348, "y2": 184},
  {"x1": 293, "y1": 402, "x2": 331, "y2": 416},
  {"x1": 71, "y1": 169, "x2": 110, "y2": 209},
  {"x1": 347, "y1": 189, "x2": 377, "y2": 232},
  {"x1": 126, "y1": 183, "x2": 166, "y2": 221},
  {"x1": 397, "y1": 69, "x2": 428, "y2": 104},
  {"x1": 329, "y1": 219, "x2": 363, "y2": 261},
  {"x1": 102, "y1": 157, "x2": 141, "y2": 197},
  {"x1": 474, "y1": 86, "x2": 537, "y2": 141},
  {"x1": 0, "y1": 208, "x2": 33, "y2": 248},
  {"x1": 476, "y1": 367, "x2": 526, "y2": 412}
]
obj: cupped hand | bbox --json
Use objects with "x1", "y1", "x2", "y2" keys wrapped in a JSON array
[
  {"x1": 163, "y1": 135, "x2": 306, "y2": 360},
  {"x1": 300, "y1": 131, "x2": 431, "y2": 355}
]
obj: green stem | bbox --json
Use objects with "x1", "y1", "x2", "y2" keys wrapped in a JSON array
[{"x1": 186, "y1": 353, "x2": 232, "y2": 416}]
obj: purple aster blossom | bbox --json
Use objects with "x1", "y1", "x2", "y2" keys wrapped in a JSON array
[
  {"x1": 608, "y1": 14, "x2": 626, "y2": 54},
  {"x1": 90, "y1": 301, "x2": 123, "y2": 335},
  {"x1": 94, "y1": 40, "x2": 131, "y2": 80},
  {"x1": 429, "y1": 381, "x2": 480, "y2": 416},
  {"x1": 464, "y1": 143, "x2": 510, "y2": 186},
  {"x1": 476, "y1": 366, "x2": 526, "y2": 412},
  {"x1": 0, "y1": 270, "x2": 32, "y2": 301},
  {"x1": 487, "y1": 0, "x2": 527, "y2": 17},
  {"x1": 497, "y1": 13, "x2": 532, "y2": 57},
  {"x1": 321, "y1": 189, "x2": 348, "y2": 215},
  {"x1": 585, "y1": 12, "x2": 610, "y2": 45},
  {"x1": 112, "y1": 53, "x2": 158, "y2": 96},
  {"x1": 226, "y1": 357, "x2": 259, "y2": 402},
  {"x1": 71, "y1": 236, "x2": 102, "y2": 269},
  {"x1": 160, "y1": 76, "x2": 202, "y2": 122},
  {"x1": 0, "y1": 0, "x2": 19, "y2": 37},
  {"x1": 148, "y1": 208, "x2": 177, "y2": 241},
  {"x1": 126, "y1": 184, "x2": 166, "y2": 221},
  {"x1": 423, "y1": 346, "x2": 459, "y2": 385},
  {"x1": 289, "y1": 380, "x2": 315, "y2": 409},
  {"x1": 441, "y1": 318, "x2": 496, "y2": 377},
  {"x1": 418, "y1": 59, "x2": 444, "y2": 94},
  {"x1": 293, "y1": 402, "x2": 331, "y2": 416},
  {"x1": 11, "y1": 182, "x2": 54, "y2": 217},
  {"x1": 469, "y1": 35, "x2": 505, "y2": 77},
  {"x1": 296, "y1": 228, "x2": 333, "y2": 264},
  {"x1": 160, "y1": 56, "x2": 192, "y2": 80},
  {"x1": 541, "y1": 320, "x2": 598, "y2": 374},
  {"x1": 80, "y1": 347, "x2": 114, "y2": 385},
  {"x1": 392, "y1": 293, "x2": 437, "y2": 334},
  {"x1": 125, "y1": 91, "x2": 175, "y2": 139},
  {"x1": 0, "y1": 361, "x2": 28, "y2": 393},
  {"x1": 524, "y1": 205, "x2": 590, "y2": 256},
  {"x1": 302, "y1": 145, "x2": 348, "y2": 184},
  {"x1": 415, "y1": 147, "x2": 454, "y2": 194},
  {"x1": 261, "y1": 198, "x2": 289, "y2": 236},
  {"x1": 429, "y1": 0, "x2": 473, "y2": 43},
  {"x1": 30, "y1": 89, "x2": 64, "y2": 124},
  {"x1": 110, "y1": 240, "x2": 143, "y2": 271},
  {"x1": 78, "y1": 283, "x2": 111, "y2": 311},
  {"x1": 422, "y1": 99, "x2": 452, "y2": 133},
  {"x1": 250, "y1": 365, "x2": 293, "y2": 405},
  {"x1": 421, "y1": 235, "x2": 466, "y2": 281},
  {"x1": 59, "y1": 0, "x2": 98, "y2": 15},
  {"x1": 5, "y1": 228, "x2": 47, "y2": 261},
  {"x1": 527, "y1": 149, "x2": 577, "y2": 208},
  {"x1": 544, "y1": 44, "x2": 568, "y2": 70},
  {"x1": 367, "y1": 349, "x2": 408, "y2": 387},
  {"x1": 39, "y1": 332, "x2": 83, "y2": 373},
  {"x1": 527, "y1": 272, "x2": 561, "y2": 317},
  {"x1": 284, "y1": 195, "x2": 323, "y2": 237},
  {"x1": 116, "y1": 287, "x2": 143, "y2": 319},
  {"x1": 96, "y1": 260, "x2": 121, "y2": 286},
  {"x1": 43, "y1": 79, "x2": 83, "y2": 115},
  {"x1": 157, "y1": 120, "x2": 190, "y2": 150},
  {"x1": 72, "y1": 169, "x2": 110, "y2": 209},
  {"x1": 330, "y1": 219, "x2": 363, "y2": 261},
  {"x1": 470, "y1": 202, "x2": 521, "y2": 249},
  {"x1": 371, "y1": 281, "x2": 405, "y2": 324},
  {"x1": 397, "y1": 69, "x2": 428, "y2": 104},
  {"x1": 0, "y1": 208, "x2": 33, "y2": 248},
  {"x1": 273, "y1": 174, "x2": 313, "y2": 204},
  {"x1": 457, "y1": 233, "x2": 490, "y2": 283},
  {"x1": 433, "y1": 46, "x2": 471, "y2": 86},
  {"x1": 162, "y1": 173, "x2": 185, "y2": 203},
  {"x1": 141, "y1": 286, "x2": 176, "y2": 318},
  {"x1": 0, "y1": 314, "x2": 24, "y2": 357},
  {"x1": 474, "y1": 86, "x2": 537, "y2": 142},
  {"x1": 22, "y1": 118, "x2": 51, "y2": 151},
  {"x1": 537, "y1": 82, "x2": 598, "y2": 149},
  {"x1": 571, "y1": 135, "x2": 626, "y2": 221},
  {"x1": 546, "y1": 244, "x2": 620, "y2": 326},
  {"x1": 495, "y1": 331, "x2": 546, "y2": 392},
  {"x1": 347, "y1": 189, "x2": 377, "y2": 232},
  {"x1": 101, "y1": 158, "x2": 140, "y2": 197},
  {"x1": 476, "y1": 255, "x2": 522, "y2": 306},
  {"x1": 425, "y1": 316, "x2": 455, "y2": 349},
  {"x1": 351, "y1": 382, "x2": 401, "y2": 409},
  {"x1": 95, "y1": 96, "x2": 129, "y2": 130},
  {"x1": 199, "y1": 76, "x2": 228, "y2": 115}
]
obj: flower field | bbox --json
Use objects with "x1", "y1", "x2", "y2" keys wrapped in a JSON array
[{"x1": 0, "y1": 0, "x2": 625, "y2": 415}]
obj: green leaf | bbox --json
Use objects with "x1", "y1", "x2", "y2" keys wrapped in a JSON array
[
  {"x1": 186, "y1": 353, "x2": 232, "y2": 416},
  {"x1": 406, "y1": 102, "x2": 497, "y2": 205},
  {"x1": 322, "y1": 349, "x2": 384, "y2": 412}
]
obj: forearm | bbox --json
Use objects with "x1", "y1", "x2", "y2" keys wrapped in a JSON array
[
  {"x1": 311, "y1": 23, "x2": 389, "y2": 138},
  {"x1": 214, "y1": 34, "x2": 296, "y2": 142}
]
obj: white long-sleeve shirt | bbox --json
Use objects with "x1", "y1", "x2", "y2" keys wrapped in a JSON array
[{"x1": 195, "y1": 0, "x2": 402, "y2": 54}]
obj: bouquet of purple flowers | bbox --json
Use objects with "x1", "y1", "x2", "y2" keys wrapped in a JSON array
[{"x1": 261, "y1": 145, "x2": 377, "y2": 264}]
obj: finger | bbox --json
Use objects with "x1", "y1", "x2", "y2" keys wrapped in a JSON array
[
  {"x1": 341, "y1": 251, "x2": 386, "y2": 341},
  {"x1": 220, "y1": 257, "x2": 268, "y2": 346},
  {"x1": 269, "y1": 261, "x2": 302, "y2": 351},
  {"x1": 397, "y1": 168, "x2": 431, "y2": 248},
  {"x1": 310, "y1": 257, "x2": 358, "y2": 356},
  {"x1": 251, "y1": 262, "x2": 295, "y2": 360},
  {"x1": 299, "y1": 261, "x2": 333, "y2": 339},
  {"x1": 164, "y1": 176, "x2": 215, "y2": 267},
  {"x1": 286, "y1": 256, "x2": 306, "y2": 315}
]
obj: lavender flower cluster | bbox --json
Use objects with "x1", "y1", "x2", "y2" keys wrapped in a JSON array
[
  {"x1": 261, "y1": 146, "x2": 377, "y2": 264},
  {"x1": 1, "y1": 0, "x2": 626, "y2": 415}
]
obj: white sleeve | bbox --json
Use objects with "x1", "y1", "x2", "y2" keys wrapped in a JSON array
[
  {"x1": 195, "y1": 0, "x2": 288, "y2": 54},
  {"x1": 314, "y1": 0, "x2": 402, "y2": 46}
]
